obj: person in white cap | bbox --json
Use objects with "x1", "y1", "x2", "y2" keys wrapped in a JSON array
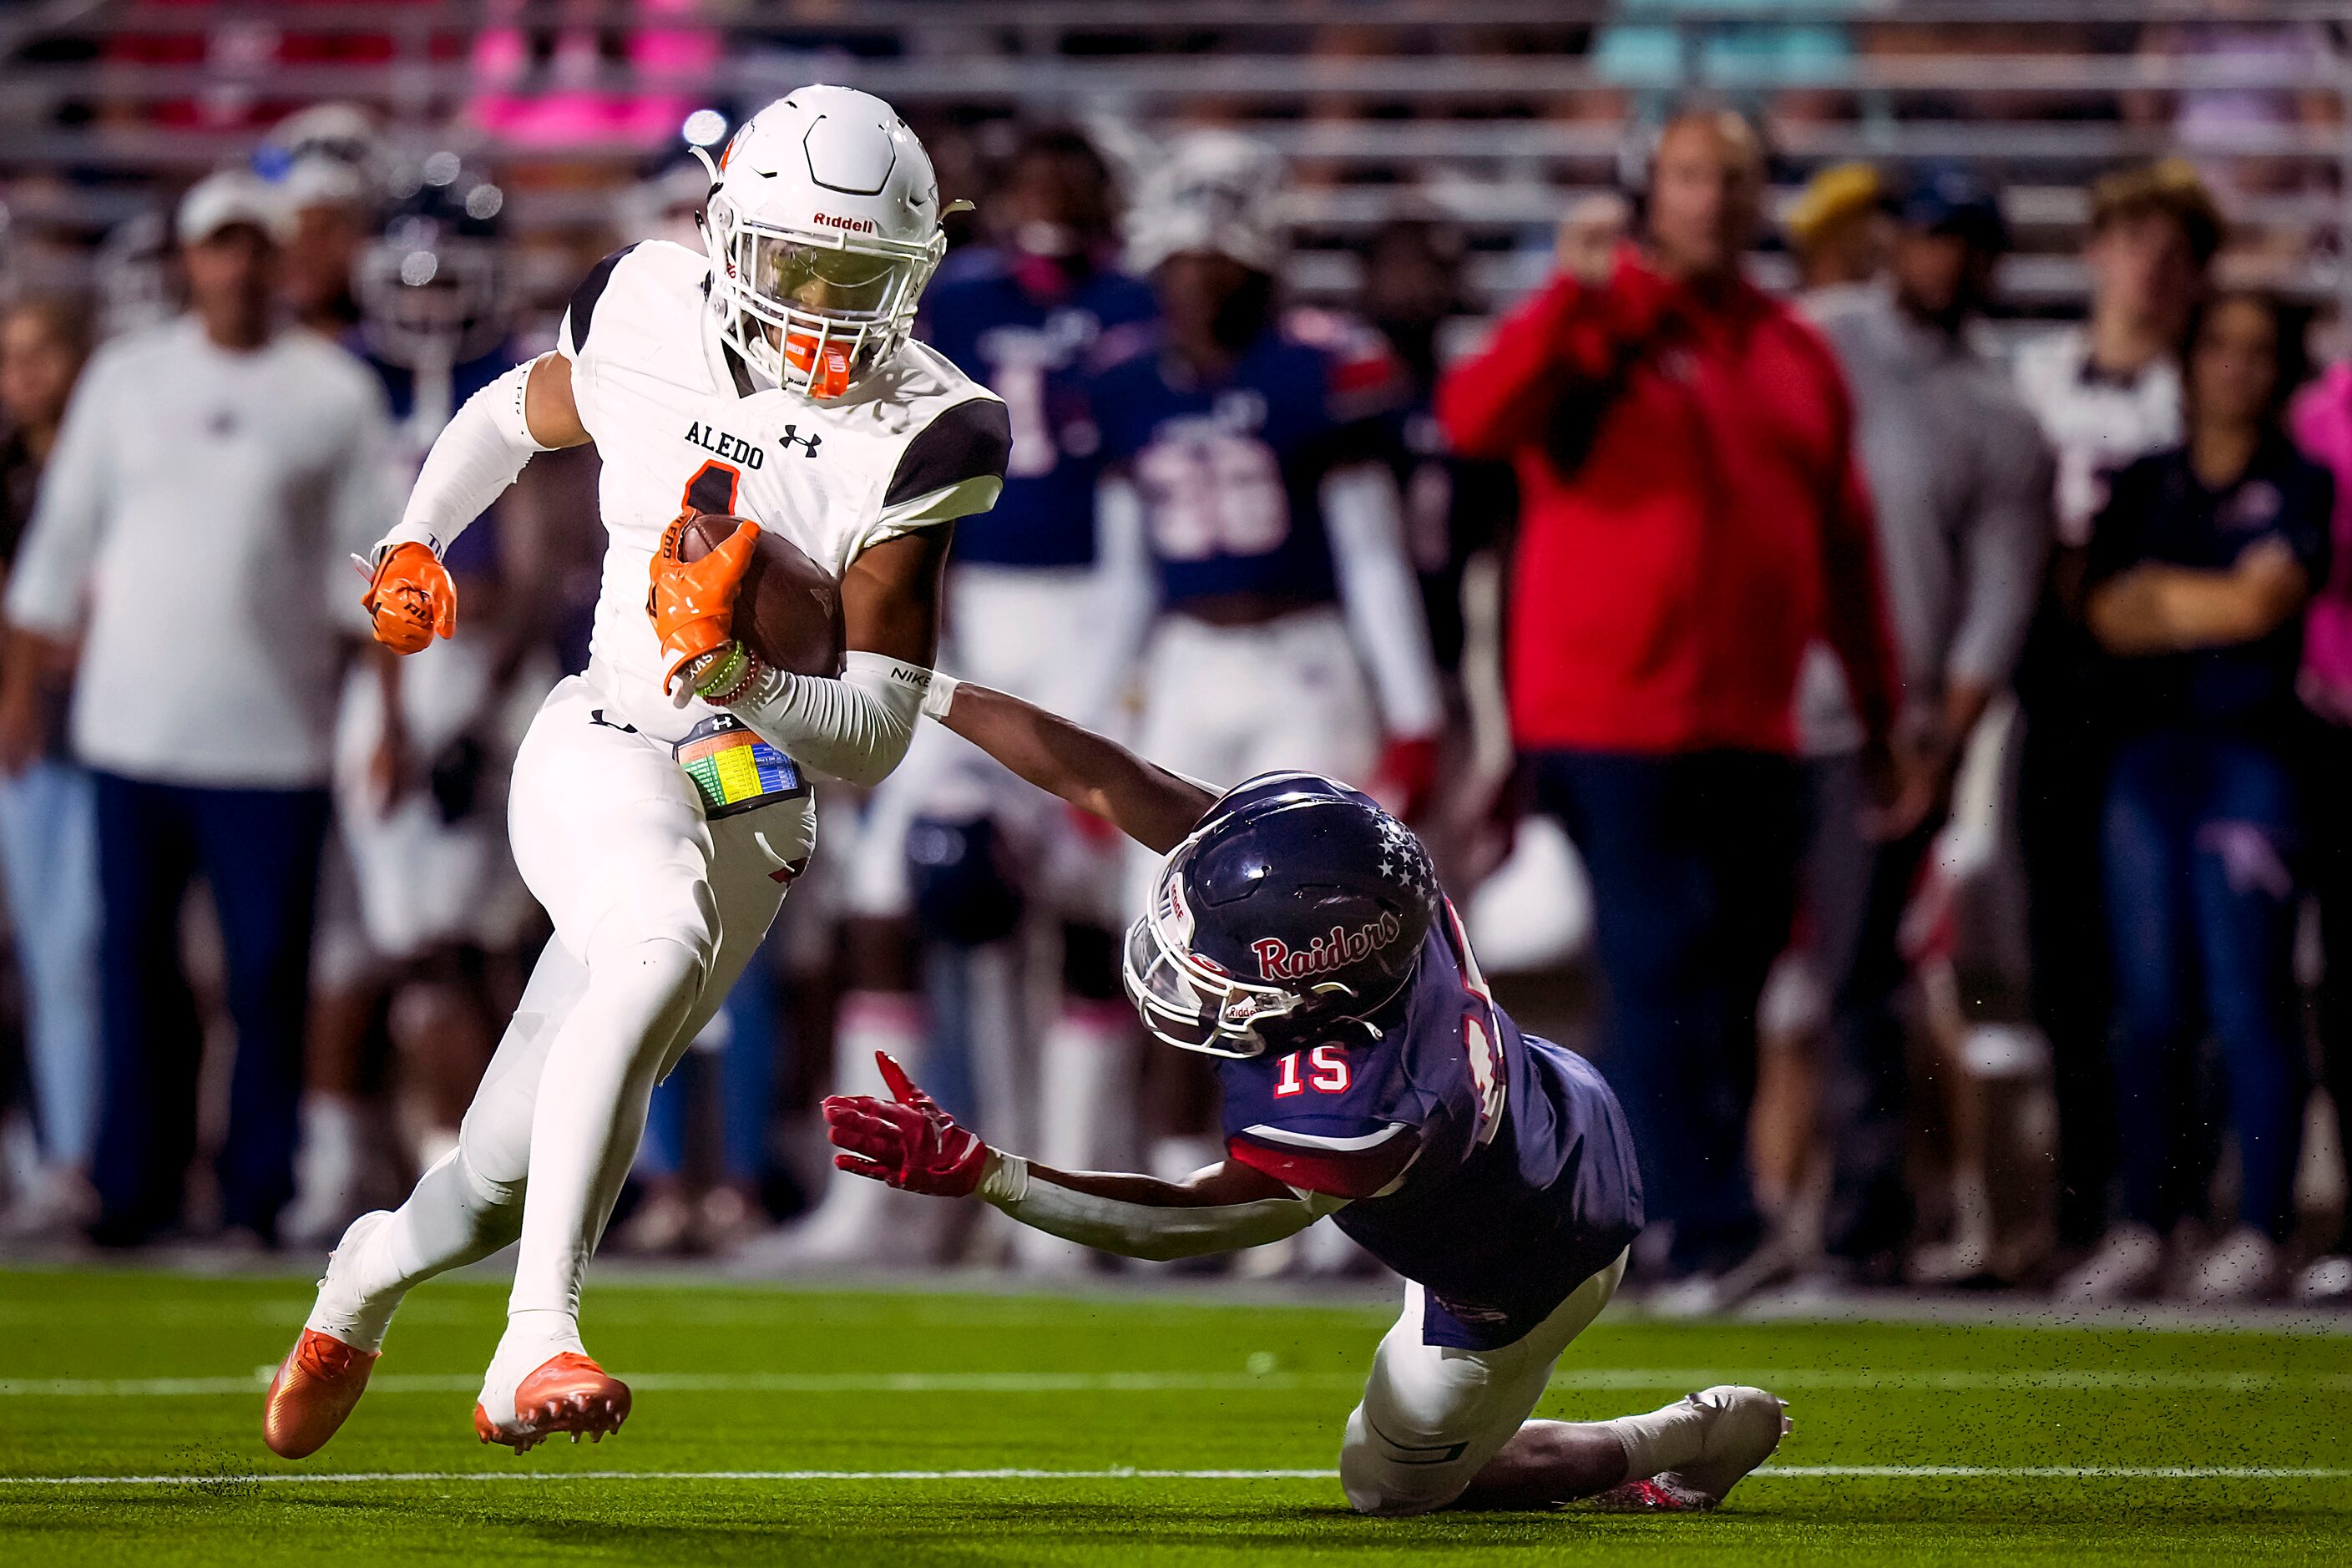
[
  {"x1": 260, "y1": 85, "x2": 1009, "y2": 1460},
  {"x1": 0, "y1": 167, "x2": 402, "y2": 1252}
]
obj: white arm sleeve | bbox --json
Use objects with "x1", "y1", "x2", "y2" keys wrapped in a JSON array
[
  {"x1": 1323, "y1": 462, "x2": 1444, "y2": 740},
  {"x1": 376, "y1": 358, "x2": 552, "y2": 560},
  {"x1": 729, "y1": 650, "x2": 929, "y2": 788},
  {"x1": 976, "y1": 1154, "x2": 1346, "y2": 1262}
]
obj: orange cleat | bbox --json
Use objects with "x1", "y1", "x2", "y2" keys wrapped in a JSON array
[
  {"x1": 263, "y1": 1328, "x2": 380, "y2": 1459},
  {"x1": 473, "y1": 1353, "x2": 632, "y2": 1453}
]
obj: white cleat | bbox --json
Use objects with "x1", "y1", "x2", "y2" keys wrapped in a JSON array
[
  {"x1": 1592, "y1": 1387, "x2": 1791, "y2": 1512},
  {"x1": 2192, "y1": 1227, "x2": 2282, "y2": 1305},
  {"x1": 2056, "y1": 1223, "x2": 2165, "y2": 1302}
]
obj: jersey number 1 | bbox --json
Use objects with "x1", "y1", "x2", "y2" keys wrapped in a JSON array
[{"x1": 682, "y1": 459, "x2": 741, "y2": 516}]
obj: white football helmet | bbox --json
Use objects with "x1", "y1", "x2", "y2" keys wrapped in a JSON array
[
  {"x1": 1124, "y1": 131, "x2": 1287, "y2": 276},
  {"x1": 696, "y1": 85, "x2": 952, "y2": 400}
]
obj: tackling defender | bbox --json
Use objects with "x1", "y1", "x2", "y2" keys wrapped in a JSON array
[
  {"x1": 823, "y1": 676, "x2": 1789, "y2": 1515},
  {"x1": 264, "y1": 85, "x2": 1010, "y2": 1456}
]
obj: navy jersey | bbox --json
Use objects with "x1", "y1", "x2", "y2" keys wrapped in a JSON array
[
  {"x1": 2085, "y1": 437, "x2": 2334, "y2": 736},
  {"x1": 353, "y1": 336, "x2": 529, "y2": 579},
  {"x1": 1217, "y1": 902, "x2": 1643, "y2": 1350},
  {"x1": 1386, "y1": 393, "x2": 1517, "y2": 675},
  {"x1": 919, "y1": 250, "x2": 1157, "y2": 569},
  {"x1": 1085, "y1": 312, "x2": 1404, "y2": 610}
]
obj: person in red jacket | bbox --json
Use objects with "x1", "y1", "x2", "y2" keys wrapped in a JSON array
[{"x1": 1439, "y1": 109, "x2": 1907, "y2": 1301}]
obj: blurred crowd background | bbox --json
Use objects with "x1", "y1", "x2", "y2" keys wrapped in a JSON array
[{"x1": 1, "y1": 0, "x2": 2351, "y2": 1315}]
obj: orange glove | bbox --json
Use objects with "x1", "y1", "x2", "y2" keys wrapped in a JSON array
[
  {"x1": 362, "y1": 542, "x2": 457, "y2": 655},
  {"x1": 649, "y1": 512, "x2": 760, "y2": 695}
]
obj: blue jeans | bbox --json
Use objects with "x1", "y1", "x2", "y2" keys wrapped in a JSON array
[
  {"x1": 0, "y1": 760, "x2": 100, "y2": 1167},
  {"x1": 1531, "y1": 748, "x2": 1799, "y2": 1273},
  {"x1": 90, "y1": 772, "x2": 330, "y2": 1242},
  {"x1": 1800, "y1": 751, "x2": 1935, "y2": 1266},
  {"x1": 2102, "y1": 727, "x2": 2304, "y2": 1242}
]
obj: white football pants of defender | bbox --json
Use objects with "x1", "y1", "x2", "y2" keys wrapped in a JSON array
[
  {"x1": 377, "y1": 672, "x2": 810, "y2": 1353},
  {"x1": 1340, "y1": 1249, "x2": 1628, "y2": 1515}
]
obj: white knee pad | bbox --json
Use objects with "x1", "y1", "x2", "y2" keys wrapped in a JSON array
[
  {"x1": 455, "y1": 1142, "x2": 522, "y2": 1211},
  {"x1": 457, "y1": 1113, "x2": 530, "y2": 1208}
]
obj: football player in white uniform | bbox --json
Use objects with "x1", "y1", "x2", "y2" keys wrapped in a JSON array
[{"x1": 263, "y1": 85, "x2": 1009, "y2": 1459}]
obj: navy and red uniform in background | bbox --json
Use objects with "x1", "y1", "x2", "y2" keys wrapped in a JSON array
[
  {"x1": 920, "y1": 250, "x2": 1156, "y2": 569},
  {"x1": 1085, "y1": 313, "x2": 1404, "y2": 609}
]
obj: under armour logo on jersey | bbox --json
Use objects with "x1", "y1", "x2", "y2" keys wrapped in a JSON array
[{"x1": 777, "y1": 425, "x2": 822, "y2": 458}]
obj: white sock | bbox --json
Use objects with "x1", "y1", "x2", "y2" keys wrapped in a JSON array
[
  {"x1": 1034, "y1": 1003, "x2": 1138, "y2": 1172},
  {"x1": 799, "y1": 992, "x2": 926, "y2": 1241},
  {"x1": 503, "y1": 934, "x2": 703, "y2": 1329},
  {"x1": 1601, "y1": 1395, "x2": 1710, "y2": 1481},
  {"x1": 310, "y1": 1148, "x2": 521, "y2": 1353}
]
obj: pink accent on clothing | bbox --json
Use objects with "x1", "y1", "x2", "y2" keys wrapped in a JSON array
[{"x1": 2289, "y1": 365, "x2": 2352, "y2": 718}]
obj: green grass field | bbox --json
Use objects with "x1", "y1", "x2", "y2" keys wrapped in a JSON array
[{"x1": 3, "y1": 1267, "x2": 2350, "y2": 1565}]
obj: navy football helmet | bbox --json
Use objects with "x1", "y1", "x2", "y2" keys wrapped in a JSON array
[
  {"x1": 357, "y1": 152, "x2": 506, "y2": 369},
  {"x1": 1124, "y1": 772, "x2": 1439, "y2": 1058}
]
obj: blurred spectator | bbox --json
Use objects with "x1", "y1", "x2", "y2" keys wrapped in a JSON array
[
  {"x1": 2287, "y1": 338, "x2": 2352, "y2": 1304},
  {"x1": 1357, "y1": 217, "x2": 1516, "y2": 687},
  {"x1": 1799, "y1": 169, "x2": 2052, "y2": 1284},
  {"x1": 1784, "y1": 163, "x2": 1889, "y2": 301},
  {"x1": 2069, "y1": 291, "x2": 2326, "y2": 1303},
  {"x1": 1, "y1": 171, "x2": 399, "y2": 1247},
  {"x1": 0, "y1": 297, "x2": 99, "y2": 1235},
  {"x1": 261, "y1": 104, "x2": 387, "y2": 339},
  {"x1": 2012, "y1": 161, "x2": 2222, "y2": 1257},
  {"x1": 1438, "y1": 109, "x2": 1901, "y2": 1298}
]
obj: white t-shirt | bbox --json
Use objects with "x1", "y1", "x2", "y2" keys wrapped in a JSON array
[
  {"x1": 2012, "y1": 326, "x2": 2183, "y2": 549},
  {"x1": 7, "y1": 318, "x2": 398, "y2": 787}
]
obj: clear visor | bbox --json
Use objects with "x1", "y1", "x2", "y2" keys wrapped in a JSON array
[
  {"x1": 743, "y1": 233, "x2": 918, "y2": 324},
  {"x1": 1120, "y1": 913, "x2": 1302, "y2": 1059}
]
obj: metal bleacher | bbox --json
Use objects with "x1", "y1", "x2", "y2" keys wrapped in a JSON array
[{"x1": 1, "y1": 0, "x2": 2348, "y2": 324}]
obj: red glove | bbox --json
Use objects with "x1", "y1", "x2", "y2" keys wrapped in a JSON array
[
  {"x1": 822, "y1": 1052, "x2": 990, "y2": 1198},
  {"x1": 1373, "y1": 736, "x2": 1440, "y2": 821}
]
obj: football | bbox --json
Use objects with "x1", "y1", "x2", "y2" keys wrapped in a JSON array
[{"x1": 675, "y1": 512, "x2": 845, "y2": 680}]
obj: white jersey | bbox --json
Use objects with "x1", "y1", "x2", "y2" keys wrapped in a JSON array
[
  {"x1": 2012, "y1": 326, "x2": 2181, "y2": 549},
  {"x1": 556, "y1": 240, "x2": 1009, "y2": 743}
]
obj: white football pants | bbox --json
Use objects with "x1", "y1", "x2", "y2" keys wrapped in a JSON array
[
  {"x1": 1126, "y1": 606, "x2": 1381, "y2": 912},
  {"x1": 1338, "y1": 1251, "x2": 1627, "y2": 1516},
  {"x1": 456, "y1": 673, "x2": 812, "y2": 1323}
]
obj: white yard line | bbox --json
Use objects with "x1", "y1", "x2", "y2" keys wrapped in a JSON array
[
  {"x1": 3, "y1": 1464, "x2": 2349, "y2": 1488},
  {"x1": 6, "y1": 1366, "x2": 2351, "y2": 1399}
]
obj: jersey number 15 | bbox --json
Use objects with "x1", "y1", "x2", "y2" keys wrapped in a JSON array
[{"x1": 1272, "y1": 1044, "x2": 1351, "y2": 1098}]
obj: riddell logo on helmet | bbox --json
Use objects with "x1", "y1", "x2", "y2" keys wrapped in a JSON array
[
  {"x1": 812, "y1": 212, "x2": 878, "y2": 234},
  {"x1": 1251, "y1": 912, "x2": 1404, "y2": 982}
]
